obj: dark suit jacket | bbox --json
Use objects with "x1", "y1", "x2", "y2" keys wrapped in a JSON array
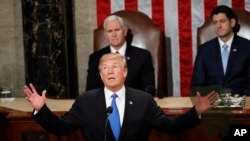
[
  {"x1": 86, "y1": 44, "x2": 155, "y2": 94},
  {"x1": 191, "y1": 35, "x2": 250, "y2": 95},
  {"x1": 33, "y1": 87, "x2": 200, "y2": 141}
]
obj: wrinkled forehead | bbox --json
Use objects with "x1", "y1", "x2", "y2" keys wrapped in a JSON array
[
  {"x1": 105, "y1": 20, "x2": 124, "y2": 31},
  {"x1": 100, "y1": 58, "x2": 122, "y2": 66},
  {"x1": 98, "y1": 53, "x2": 127, "y2": 70},
  {"x1": 212, "y1": 13, "x2": 231, "y2": 23},
  {"x1": 212, "y1": 13, "x2": 227, "y2": 19}
]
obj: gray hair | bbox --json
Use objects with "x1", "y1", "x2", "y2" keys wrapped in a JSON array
[{"x1": 103, "y1": 15, "x2": 126, "y2": 29}]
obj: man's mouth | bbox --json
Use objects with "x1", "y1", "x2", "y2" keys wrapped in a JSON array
[{"x1": 108, "y1": 77, "x2": 115, "y2": 81}]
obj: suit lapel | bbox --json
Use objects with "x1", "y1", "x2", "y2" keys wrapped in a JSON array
[
  {"x1": 119, "y1": 87, "x2": 135, "y2": 138},
  {"x1": 106, "y1": 46, "x2": 112, "y2": 53},
  {"x1": 225, "y1": 36, "x2": 239, "y2": 77},
  {"x1": 214, "y1": 39, "x2": 225, "y2": 77},
  {"x1": 125, "y1": 45, "x2": 132, "y2": 64},
  {"x1": 95, "y1": 88, "x2": 107, "y2": 116},
  {"x1": 94, "y1": 88, "x2": 112, "y2": 135}
]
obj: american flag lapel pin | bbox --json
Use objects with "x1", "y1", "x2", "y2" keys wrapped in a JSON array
[{"x1": 129, "y1": 101, "x2": 133, "y2": 105}]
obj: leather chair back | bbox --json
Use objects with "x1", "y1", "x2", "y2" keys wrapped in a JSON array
[{"x1": 94, "y1": 10, "x2": 171, "y2": 96}]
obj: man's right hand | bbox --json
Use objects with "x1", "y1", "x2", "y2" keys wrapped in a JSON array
[{"x1": 24, "y1": 83, "x2": 46, "y2": 112}]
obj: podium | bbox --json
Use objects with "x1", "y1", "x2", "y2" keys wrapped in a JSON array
[{"x1": 1, "y1": 97, "x2": 250, "y2": 141}]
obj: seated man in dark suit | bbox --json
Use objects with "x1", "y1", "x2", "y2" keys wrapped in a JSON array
[
  {"x1": 191, "y1": 5, "x2": 250, "y2": 95},
  {"x1": 24, "y1": 53, "x2": 217, "y2": 141},
  {"x1": 86, "y1": 15, "x2": 155, "y2": 95}
]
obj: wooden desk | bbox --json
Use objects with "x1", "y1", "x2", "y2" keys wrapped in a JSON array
[{"x1": 1, "y1": 97, "x2": 250, "y2": 141}]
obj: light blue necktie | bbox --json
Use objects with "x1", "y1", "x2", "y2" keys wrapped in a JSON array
[
  {"x1": 109, "y1": 94, "x2": 120, "y2": 141},
  {"x1": 222, "y1": 44, "x2": 229, "y2": 74}
]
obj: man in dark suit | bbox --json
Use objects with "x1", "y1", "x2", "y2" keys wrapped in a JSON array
[
  {"x1": 24, "y1": 53, "x2": 217, "y2": 141},
  {"x1": 191, "y1": 5, "x2": 250, "y2": 95},
  {"x1": 86, "y1": 14, "x2": 155, "y2": 95}
]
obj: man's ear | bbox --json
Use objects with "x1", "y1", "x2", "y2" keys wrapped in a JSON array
[
  {"x1": 230, "y1": 18, "x2": 236, "y2": 27},
  {"x1": 100, "y1": 72, "x2": 104, "y2": 81},
  {"x1": 103, "y1": 30, "x2": 108, "y2": 40},
  {"x1": 123, "y1": 28, "x2": 128, "y2": 36},
  {"x1": 123, "y1": 68, "x2": 128, "y2": 79}
]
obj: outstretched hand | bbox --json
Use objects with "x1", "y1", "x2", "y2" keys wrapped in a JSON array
[
  {"x1": 24, "y1": 83, "x2": 46, "y2": 111},
  {"x1": 194, "y1": 91, "x2": 218, "y2": 114}
]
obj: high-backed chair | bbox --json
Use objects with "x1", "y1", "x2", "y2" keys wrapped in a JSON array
[
  {"x1": 197, "y1": 9, "x2": 250, "y2": 46},
  {"x1": 93, "y1": 10, "x2": 171, "y2": 97}
]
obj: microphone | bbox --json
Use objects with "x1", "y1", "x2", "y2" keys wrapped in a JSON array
[
  {"x1": 106, "y1": 106, "x2": 113, "y2": 115},
  {"x1": 104, "y1": 106, "x2": 113, "y2": 141}
]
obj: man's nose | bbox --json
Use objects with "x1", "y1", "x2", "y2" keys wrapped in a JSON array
[
  {"x1": 216, "y1": 22, "x2": 222, "y2": 28},
  {"x1": 111, "y1": 31, "x2": 116, "y2": 36},
  {"x1": 108, "y1": 68, "x2": 114, "y2": 73}
]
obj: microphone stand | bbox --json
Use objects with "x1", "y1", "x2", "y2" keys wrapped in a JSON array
[
  {"x1": 104, "y1": 106, "x2": 113, "y2": 141},
  {"x1": 145, "y1": 85, "x2": 164, "y2": 98},
  {"x1": 145, "y1": 85, "x2": 156, "y2": 96}
]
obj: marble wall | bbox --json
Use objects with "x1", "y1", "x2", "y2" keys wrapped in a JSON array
[{"x1": 0, "y1": 0, "x2": 96, "y2": 97}]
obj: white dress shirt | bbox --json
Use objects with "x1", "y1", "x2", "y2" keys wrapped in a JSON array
[
  {"x1": 110, "y1": 42, "x2": 127, "y2": 56},
  {"x1": 104, "y1": 86, "x2": 126, "y2": 126},
  {"x1": 218, "y1": 35, "x2": 234, "y2": 54}
]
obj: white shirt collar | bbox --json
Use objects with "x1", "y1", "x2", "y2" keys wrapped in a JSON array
[
  {"x1": 110, "y1": 42, "x2": 127, "y2": 56},
  {"x1": 104, "y1": 86, "x2": 126, "y2": 126},
  {"x1": 104, "y1": 85, "x2": 126, "y2": 106},
  {"x1": 218, "y1": 34, "x2": 234, "y2": 52}
]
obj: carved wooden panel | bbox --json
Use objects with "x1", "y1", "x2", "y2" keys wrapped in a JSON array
[{"x1": 22, "y1": 0, "x2": 77, "y2": 98}]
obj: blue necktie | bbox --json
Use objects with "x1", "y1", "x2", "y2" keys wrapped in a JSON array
[
  {"x1": 109, "y1": 94, "x2": 120, "y2": 141},
  {"x1": 222, "y1": 44, "x2": 229, "y2": 74}
]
